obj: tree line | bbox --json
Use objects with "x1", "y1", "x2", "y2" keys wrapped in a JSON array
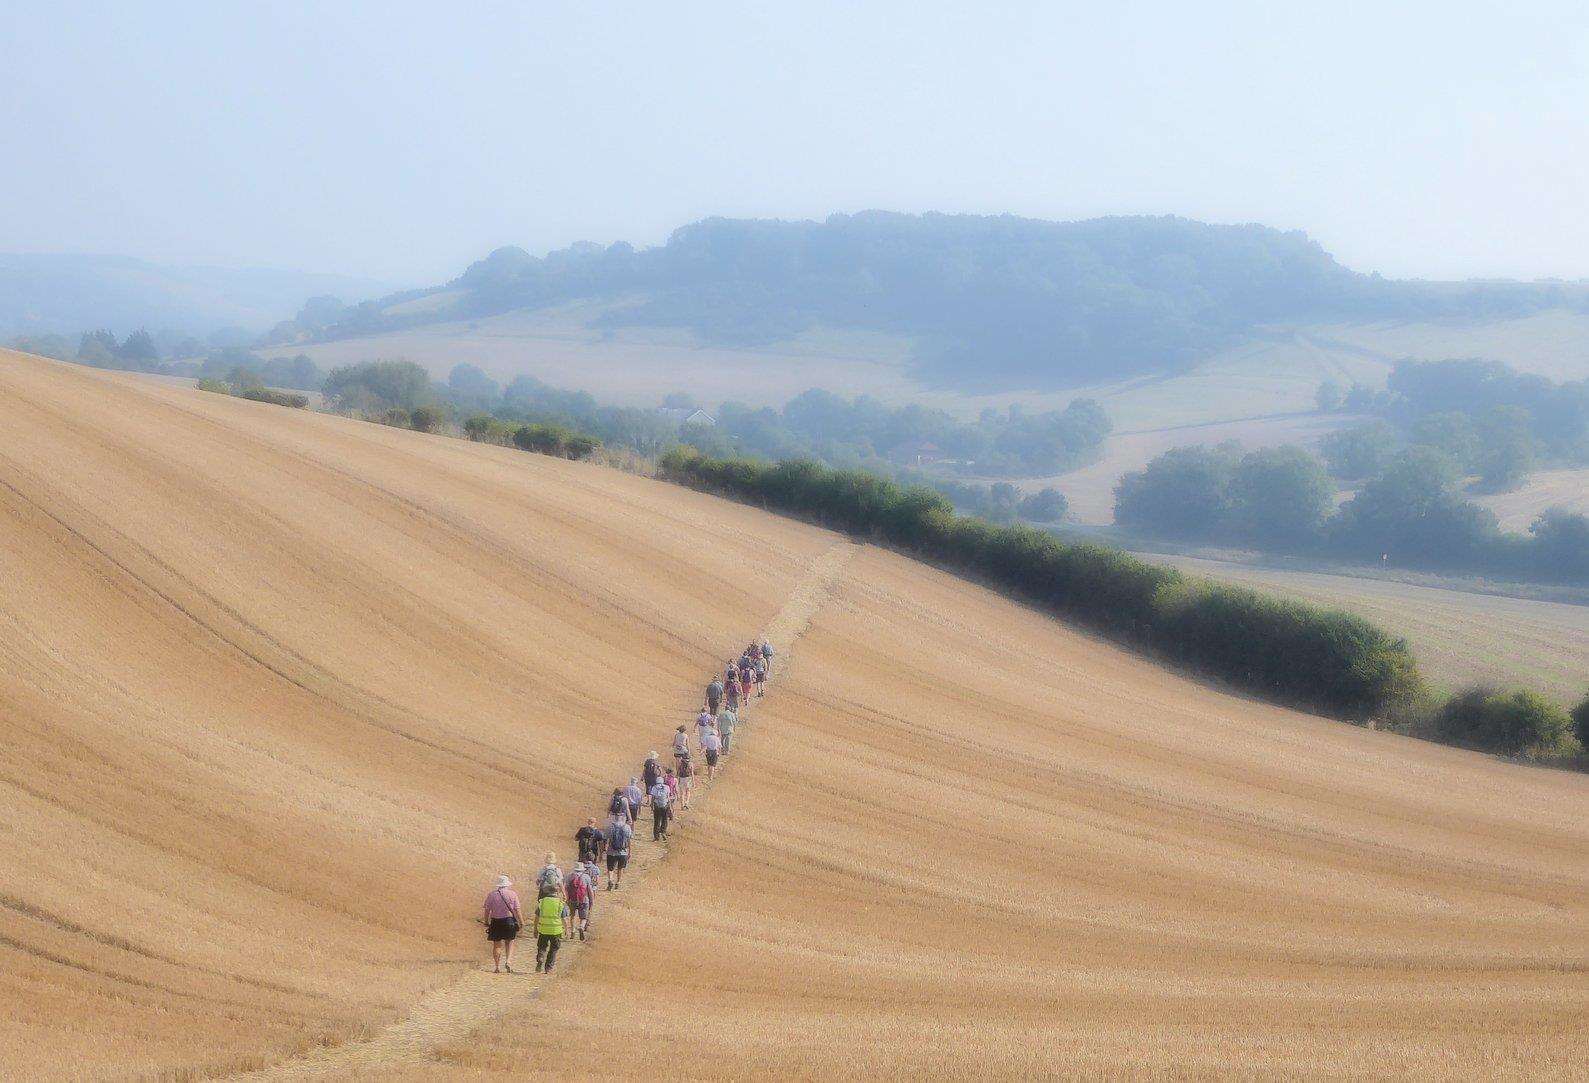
[
  {"x1": 1317, "y1": 358, "x2": 1589, "y2": 492},
  {"x1": 1115, "y1": 441, "x2": 1589, "y2": 584}
]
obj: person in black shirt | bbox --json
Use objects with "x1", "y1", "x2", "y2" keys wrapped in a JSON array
[{"x1": 575, "y1": 817, "x2": 605, "y2": 863}]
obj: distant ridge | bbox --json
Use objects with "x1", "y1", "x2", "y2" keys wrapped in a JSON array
[{"x1": 289, "y1": 212, "x2": 1589, "y2": 390}]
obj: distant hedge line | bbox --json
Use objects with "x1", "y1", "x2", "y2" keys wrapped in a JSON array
[{"x1": 661, "y1": 448, "x2": 1425, "y2": 721}]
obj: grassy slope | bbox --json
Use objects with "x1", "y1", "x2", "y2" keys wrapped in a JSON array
[{"x1": 1, "y1": 350, "x2": 1586, "y2": 1079}]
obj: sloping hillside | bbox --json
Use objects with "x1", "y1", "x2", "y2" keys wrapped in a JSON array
[{"x1": 1, "y1": 351, "x2": 1586, "y2": 1079}]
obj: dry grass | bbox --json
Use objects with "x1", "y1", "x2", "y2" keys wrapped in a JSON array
[
  {"x1": 1474, "y1": 467, "x2": 1589, "y2": 531},
  {"x1": 1, "y1": 350, "x2": 1586, "y2": 1079}
]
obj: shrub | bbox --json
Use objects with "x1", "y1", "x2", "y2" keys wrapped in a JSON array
[
  {"x1": 196, "y1": 378, "x2": 230, "y2": 394},
  {"x1": 377, "y1": 407, "x2": 412, "y2": 428},
  {"x1": 239, "y1": 386, "x2": 309, "y2": 408},
  {"x1": 513, "y1": 423, "x2": 601, "y2": 460},
  {"x1": 409, "y1": 405, "x2": 444, "y2": 433},
  {"x1": 1572, "y1": 693, "x2": 1589, "y2": 750},
  {"x1": 1437, "y1": 688, "x2": 1577, "y2": 757}
]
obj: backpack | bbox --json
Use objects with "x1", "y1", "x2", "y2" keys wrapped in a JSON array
[
  {"x1": 566, "y1": 872, "x2": 590, "y2": 905},
  {"x1": 609, "y1": 793, "x2": 628, "y2": 817},
  {"x1": 538, "y1": 865, "x2": 561, "y2": 894}
]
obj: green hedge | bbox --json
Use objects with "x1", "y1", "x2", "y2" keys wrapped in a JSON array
[
  {"x1": 661, "y1": 448, "x2": 1424, "y2": 720},
  {"x1": 513, "y1": 423, "x2": 600, "y2": 460}
]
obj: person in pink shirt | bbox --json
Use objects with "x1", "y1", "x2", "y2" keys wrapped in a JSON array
[{"x1": 482, "y1": 875, "x2": 523, "y2": 973}]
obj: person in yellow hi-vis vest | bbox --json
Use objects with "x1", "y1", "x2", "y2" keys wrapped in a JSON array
[{"x1": 534, "y1": 891, "x2": 566, "y2": 974}]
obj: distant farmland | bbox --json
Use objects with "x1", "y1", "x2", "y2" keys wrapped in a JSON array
[{"x1": 1475, "y1": 467, "x2": 1589, "y2": 530}]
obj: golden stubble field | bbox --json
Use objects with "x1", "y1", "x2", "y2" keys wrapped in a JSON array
[{"x1": 1, "y1": 350, "x2": 1586, "y2": 1080}]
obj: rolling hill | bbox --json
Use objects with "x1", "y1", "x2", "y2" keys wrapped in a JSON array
[{"x1": 1, "y1": 349, "x2": 1586, "y2": 1079}]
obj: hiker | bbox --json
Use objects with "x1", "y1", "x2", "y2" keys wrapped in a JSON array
[
  {"x1": 482, "y1": 875, "x2": 523, "y2": 974},
  {"x1": 724, "y1": 670, "x2": 741, "y2": 713},
  {"x1": 623, "y1": 777, "x2": 645, "y2": 823},
  {"x1": 575, "y1": 817, "x2": 606, "y2": 864},
  {"x1": 737, "y1": 658, "x2": 754, "y2": 698},
  {"x1": 706, "y1": 676, "x2": 724, "y2": 716},
  {"x1": 564, "y1": 861, "x2": 595, "y2": 941},
  {"x1": 605, "y1": 817, "x2": 632, "y2": 890},
  {"x1": 673, "y1": 724, "x2": 689, "y2": 771},
  {"x1": 701, "y1": 721, "x2": 721, "y2": 779},
  {"x1": 534, "y1": 891, "x2": 566, "y2": 973},
  {"x1": 664, "y1": 766, "x2": 679, "y2": 810},
  {"x1": 642, "y1": 751, "x2": 663, "y2": 791},
  {"x1": 760, "y1": 639, "x2": 774, "y2": 676},
  {"x1": 695, "y1": 706, "x2": 715, "y2": 749},
  {"x1": 718, "y1": 706, "x2": 736, "y2": 756},
  {"x1": 537, "y1": 852, "x2": 564, "y2": 900},
  {"x1": 676, "y1": 750, "x2": 695, "y2": 810},
  {"x1": 725, "y1": 659, "x2": 738, "y2": 684},
  {"x1": 649, "y1": 773, "x2": 672, "y2": 840},
  {"x1": 608, "y1": 786, "x2": 632, "y2": 825},
  {"x1": 754, "y1": 656, "x2": 767, "y2": 697}
]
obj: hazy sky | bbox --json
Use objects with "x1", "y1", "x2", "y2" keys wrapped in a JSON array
[{"x1": 3, "y1": 2, "x2": 1586, "y2": 285}]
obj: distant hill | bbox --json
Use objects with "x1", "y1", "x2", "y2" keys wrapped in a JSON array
[
  {"x1": 292, "y1": 212, "x2": 1589, "y2": 391},
  {"x1": 0, "y1": 253, "x2": 390, "y2": 337}
]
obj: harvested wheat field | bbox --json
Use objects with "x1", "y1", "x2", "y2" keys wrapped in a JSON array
[{"x1": 1, "y1": 349, "x2": 1587, "y2": 1080}]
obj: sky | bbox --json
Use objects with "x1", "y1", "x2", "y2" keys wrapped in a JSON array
[{"x1": 3, "y1": 1, "x2": 1587, "y2": 286}]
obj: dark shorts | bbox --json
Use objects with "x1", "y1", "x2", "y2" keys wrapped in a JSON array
[
  {"x1": 705, "y1": 749, "x2": 719, "y2": 766},
  {"x1": 486, "y1": 917, "x2": 519, "y2": 942},
  {"x1": 571, "y1": 900, "x2": 590, "y2": 919},
  {"x1": 606, "y1": 853, "x2": 628, "y2": 871}
]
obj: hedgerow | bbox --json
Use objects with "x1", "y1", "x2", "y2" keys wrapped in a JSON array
[{"x1": 661, "y1": 447, "x2": 1425, "y2": 720}]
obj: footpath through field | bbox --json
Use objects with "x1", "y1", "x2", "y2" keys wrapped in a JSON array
[{"x1": 233, "y1": 541, "x2": 855, "y2": 1080}]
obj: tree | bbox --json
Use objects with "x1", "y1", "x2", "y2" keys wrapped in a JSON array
[
  {"x1": 1572, "y1": 692, "x2": 1589, "y2": 751},
  {"x1": 1410, "y1": 412, "x2": 1480, "y2": 470},
  {"x1": 77, "y1": 330, "x2": 118, "y2": 366},
  {"x1": 662, "y1": 391, "x2": 700, "y2": 410},
  {"x1": 447, "y1": 363, "x2": 501, "y2": 409},
  {"x1": 296, "y1": 295, "x2": 348, "y2": 329},
  {"x1": 1320, "y1": 420, "x2": 1398, "y2": 479},
  {"x1": 1528, "y1": 508, "x2": 1589, "y2": 581},
  {"x1": 1474, "y1": 405, "x2": 1536, "y2": 491},
  {"x1": 117, "y1": 329, "x2": 160, "y2": 364},
  {"x1": 1315, "y1": 380, "x2": 1344, "y2": 413},
  {"x1": 1329, "y1": 446, "x2": 1497, "y2": 565},
  {"x1": 1227, "y1": 446, "x2": 1333, "y2": 549},
  {"x1": 322, "y1": 359, "x2": 434, "y2": 413},
  {"x1": 1114, "y1": 444, "x2": 1239, "y2": 538},
  {"x1": 1018, "y1": 487, "x2": 1068, "y2": 522}
]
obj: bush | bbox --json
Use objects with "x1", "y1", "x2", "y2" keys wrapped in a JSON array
[
  {"x1": 196, "y1": 378, "x2": 230, "y2": 394},
  {"x1": 513, "y1": 423, "x2": 601, "y2": 460},
  {"x1": 377, "y1": 407, "x2": 412, "y2": 428},
  {"x1": 1436, "y1": 688, "x2": 1577, "y2": 757},
  {"x1": 662, "y1": 449, "x2": 1424, "y2": 719},
  {"x1": 410, "y1": 405, "x2": 444, "y2": 433},
  {"x1": 239, "y1": 386, "x2": 309, "y2": 408},
  {"x1": 1572, "y1": 693, "x2": 1589, "y2": 750}
]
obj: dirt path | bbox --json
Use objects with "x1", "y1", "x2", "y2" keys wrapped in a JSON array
[{"x1": 233, "y1": 541, "x2": 855, "y2": 1080}]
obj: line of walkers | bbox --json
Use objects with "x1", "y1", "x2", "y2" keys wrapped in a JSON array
[{"x1": 481, "y1": 638, "x2": 775, "y2": 974}]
